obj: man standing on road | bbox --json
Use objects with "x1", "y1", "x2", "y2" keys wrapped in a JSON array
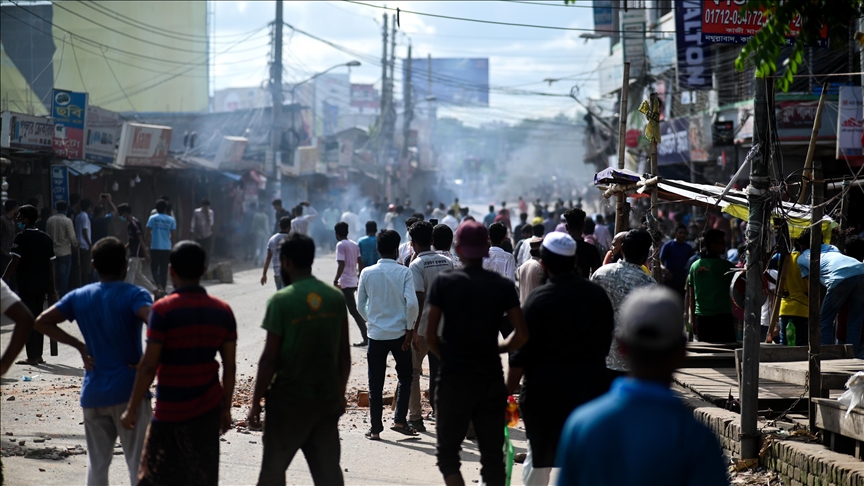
[
  {"x1": 33, "y1": 237, "x2": 153, "y2": 486},
  {"x1": 76, "y1": 199, "x2": 94, "y2": 285},
  {"x1": 91, "y1": 195, "x2": 117, "y2": 246},
  {"x1": 660, "y1": 224, "x2": 694, "y2": 296},
  {"x1": 0, "y1": 199, "x2": 19, "y2": 281},
  {"x1": 289, "y1": 201, "x2": 318, "y2": 236},
  {"x1": 249, "y1": 234, "x2": 351, "y2": 486},
  {"x1": 434, "y1": 224, "x2": 461, "y2": 269},
  {"x1": 507, "y1": 232, "x2": 614, "y2": 486},
  {"x1": 191, "y1": 198, "x2": 215, "y2": 260},
  {"x1": 590, "y1": 229, "x2": 657, "y2": 376},
  {"x1": 2, "y1": 205, "x2": 57, "y2": 366},
  {"x1": 563, "y1": 208, "x2": 602, "y2": 278},
  {"x1": 555, "y1": 286, "x2": 727, "y2": 486},
  {"x1": 146, "y1": 200, "x2": 177, "y2": 292},
  {"x1": 517, "y1": 224, "x2": 545, "y2": 269},
  {"x1": 46, "y1": 200, "x2": 78, "y2": 297},
  {"x1": 121, "y1": 241, "x2": 237, "y2": 486},
  {"x1": 407, "y1": 221, "x2": 454, "y2": 432},
  {"x1": 516, "y1": 236, "x2": 544, "y2": 305},
  {"x1": 441, "y1": 209, "x2": 459, "y2": 234},
  {"x1": 117, "y1": 204, "x2": 158, "y2": 297},
  {"x1": 357, "y1": 229, "x2": 419, "y2": 440},
  {"x1": 272, "y1": 199, "x2": 291, "y2": 235},
  {"x1": 261, "y1": 217, "x2": 292, "y2": 291},
  {"x1": 250, "y1": 203, "x2": 271, "y2": 266},
  {"x1": 425, "y1": 221, "x2": 528, "y2": 486},
  {"x1": 358, "y1": 221, "x2": 380, "y2": 267},
  {"x1": 334, "y1": 222, "x2": 368, "y2": 346},
  {"x1": 340, "y1": 205, "x2": 362, "y2": 242},
  {"x1": 687, "y1": 229, "x2": 736, "y2": 343},
  {"x1": 483, "y1": 222, "x2": 516, "y2": 282},
  {"x1": 483, "y1": 205, "x2": 497, "y2": 228}
]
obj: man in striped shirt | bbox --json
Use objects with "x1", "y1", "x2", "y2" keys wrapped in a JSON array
[{"x1": 121, "y1": 241, "x2": 237, "y2": 486}]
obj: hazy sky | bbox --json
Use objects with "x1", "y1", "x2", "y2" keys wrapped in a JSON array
[{"x1": 212, "y1": 1, "x2": 611, "y2": 125}]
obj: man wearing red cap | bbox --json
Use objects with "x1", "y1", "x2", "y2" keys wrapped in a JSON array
[{"x1": 425, "y1": 221, "x2": 529, "y2": 486}]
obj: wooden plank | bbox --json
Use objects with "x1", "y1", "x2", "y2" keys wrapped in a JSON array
[
  {"x1": 813, "y1": 398, "x2": 864, "y2": 442},
  {"x1": 733, "y1": 344, "x2": 854, "y2": 367},
  {"x1": 759, "y1": 360, "x2": 862, "y2": 390},
  {"x1": 675, "y1": 368, "x2": 807, "y2": 401}
]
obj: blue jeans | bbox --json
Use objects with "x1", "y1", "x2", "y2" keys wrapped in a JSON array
[
  {"x1": 821, "y1": 274, "x2": 864, "y2": 358},
  {"x1": 54, "y1": 254, "x2": 72, "y2": 296},
  {"x1": 367, "y1": 336, "x2": 413, "y2": 434},
  {"x1": 274, "y1": 274, "x2": 284, "y2": 291}
]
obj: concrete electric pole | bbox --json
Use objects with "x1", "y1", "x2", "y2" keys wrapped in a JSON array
[{"x1": 269, "y1": 0, "x2": 284, "y2": 180}]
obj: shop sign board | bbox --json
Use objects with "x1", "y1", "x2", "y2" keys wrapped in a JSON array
[
  {"x1": 52, "y1": 89, "x2": 88, "y2": 159},
  {"x1": 1, "y1": 111, "x2": 53, "y2": 150},
  {"x1": 116, "y1": 122, "x2": 172, "y2": 167},
  {"x1": 836, "y1": 86, "x2": 863, "y2": 163},
  {"x1": 84, "y1": 106, "x2": 120, "y2": 164},
  {"x1": 658, "y1": 118, "x2": 690, "y2": 165},
  {"x1": 50, "y1": 164, "x2": 69, "y2": 210},
  {"x1": 701, "y1": 0, "x2": 828, "y2": 46}
]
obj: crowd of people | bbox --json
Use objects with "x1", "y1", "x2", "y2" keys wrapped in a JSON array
[{"x1": 1, "y1": 190, "x2": 864, "y2": 486}]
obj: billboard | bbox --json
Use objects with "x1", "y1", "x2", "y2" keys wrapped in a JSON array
[
  {"x1": 675, "y1": 0, "x2": 712, "y2": 90},
  {"x1": 52, "y1": 89, "x2": 88, "y2": 159},
  {"x1": 84, "y1": 106, "x2": 120, "y2": 164},
  {"x1": 701, "y1": 0, "x2": 828, "y2": 46},
  {"x1": 1, "y1": 111, "x2": 53, "y2": 150},
  {"x1": 50, "y1": 165, "x2": 69, "y2": 211},
  {"x1": 214, "y1": 136, "x2": 248, "y2": 168},
  {"x1": 621, "y1": 10, "x2": 646, "y2": 79},
  {"x1": 837, "y1": 86, "x2": 863, "y2": 164},
  {"x1": 658, "y1": 118, "x2": 690, "y2": 165},
  {"x1": 593, "y1": 0, "x2": 614, "y2": 36},
  {"x1": 116, "y1": 122, "x2": 172, "y2": 167},
  {"x1": 404, "y1": 58, "x2": 489, "y2": 107}
]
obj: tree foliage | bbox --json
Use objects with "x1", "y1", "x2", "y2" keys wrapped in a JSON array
[{"x1": 735, "y1": 0, "x2": 863, "y2": 91}]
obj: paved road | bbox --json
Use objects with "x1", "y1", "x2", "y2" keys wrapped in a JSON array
[{"x1": 1, "y1": 253, "x2": 545, "y2": 485}]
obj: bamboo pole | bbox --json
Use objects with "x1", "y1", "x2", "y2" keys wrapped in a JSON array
[
  {"x1": 797, "y1": 84, "x2": 828, "y2": 204},
  {"x1": 615, "y1": 62, "x2": 631, "y2": 235}
]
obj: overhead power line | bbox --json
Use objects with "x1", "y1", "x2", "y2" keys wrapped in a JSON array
[{"x1": 342, "y1": 1, "x2": 677, "y2": 34}]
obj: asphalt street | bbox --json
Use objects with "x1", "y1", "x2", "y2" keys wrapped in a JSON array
[{"x1": 1, "y1": 253, "x2": 545, "y2": 486}]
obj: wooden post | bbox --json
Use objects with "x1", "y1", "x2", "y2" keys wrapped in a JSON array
[
  {"x1": 767, "y1": 255, "x2": 790, "y2": 343},
  {"x1": 808, "y1": 159, "x2": 823, "y2": 432},
  {"x1": 797, "y1": 84, "x2": 828, "y2": 204},
  {"x1": 649, "y1": 94, "x2": 661, "y2": 284},
  {"x1": 615, "y1": 62, "x2": 631, "y2": 235}
]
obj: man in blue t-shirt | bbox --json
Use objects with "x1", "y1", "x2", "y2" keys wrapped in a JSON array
[
  {"x1": 556, "y1": 286, "x2": 727, "y2": 486},
  {"x1": 358, "y1": 221, "x2": 380, "y2": 267},
  {"x1": 34, "y1": 237, "x2": 154, "y2": 486},
  {"x1": 660, "y1": 224, "x2": 694, "y2": 296},
  {"x1": 146, "y1": 199, "x2": 176, "y2": 291}
]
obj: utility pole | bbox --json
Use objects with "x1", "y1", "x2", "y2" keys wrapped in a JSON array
[
  {"x1": 648, "y1": 92, "x2": 661, "y2": 283},
  {"x1": 378, "y1": 13, "x2": 389, "y2": 199},
  {"x1": 807, "y1": 163, "x2": 824, "y2": 432},
  {"x1": 740, "y1": 75, "x2": 772, "y2": 461},
  {"x1": 402, "y1": 44, "x2": 413, "y2": 163},
  {"x1": 615, "y1": 62, "x2": 630, "y2": 235},
  {"x1": 268, "y1": 0, "x2": 284, "y2": 180}
]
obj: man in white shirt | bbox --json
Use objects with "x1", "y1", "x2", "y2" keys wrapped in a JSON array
[
  {"x1": 340, "y1": 205, "x2": 362, "y2": 242},
  {"x1": 517, "y1": 223, "x2": 545, "y2": 269},
  {"x1": 75, "y1": 199, "x2": 94, "y2": 285},
  {"x1": 397, "y1": 216, "x2": 422, "y2": 265},
  {"x1": 357, "y1": 230, "x2": 419, "y2": 440},
  {"x1": 517, "y1": 237, "x2": 544, "y2": 305},
  {"x1": 289, "y1": 202, "x2": 318, "y2": 236},
  {"x1": 190, "y1": 199, "x2": 214, "y2": 261},
  {"x1": 46, "y1": 200, "x2": 78, "y2": 297},
  {"x1": 431, "y1": 203, "x2": 447, "y2": 222},
  {"x1": 334, "y1": 222, "x2": 367, "y2": 346},
  {"x1": 407, "y1": 222, "x2": 454, "y2": 432},
  {"x1": 441, "y1": 209, "x2": 459, "y2": 234},
  {"x1": 483, "y1": 222, "x2": 515, "y2": 282},
  {"x1": 260, "y1": 217, "x2": 292, "y2": 291}
]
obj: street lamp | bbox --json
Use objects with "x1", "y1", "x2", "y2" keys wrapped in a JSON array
[{"x1": 285, "y1": 60, "x2": 361, "y2": 165}]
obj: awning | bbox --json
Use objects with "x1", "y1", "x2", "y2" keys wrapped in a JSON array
[
  {"x1": 63, "y1": 160, "x2": 103, "y2": 176},
  {"x1": 594, "y1": 167, "x2": 641, "y2": 185},
  {"x1": 220, "y1": 171, "x2": 242, "y2": 182}
]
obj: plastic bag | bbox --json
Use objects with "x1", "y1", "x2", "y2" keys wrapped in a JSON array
[{"x1": 837, "y1": 371, "x2": 864, "y2": 418}]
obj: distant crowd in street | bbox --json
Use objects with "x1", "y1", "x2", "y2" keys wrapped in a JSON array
[{"x1": 1, "y1": 188, "x2": 863, "y2": 486}]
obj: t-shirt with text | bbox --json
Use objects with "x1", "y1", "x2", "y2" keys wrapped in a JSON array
[
  {"x1": 146, "y1": 213, "x2": 176, "y2": 250},
  {"x1": 409, "y1": 251, "x2": 454, "y2": 335}
]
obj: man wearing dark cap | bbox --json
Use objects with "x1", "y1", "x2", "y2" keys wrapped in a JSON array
[
  {"x1": 425, "y1": 221, "x2": 528, "y2": 486},
  {"x1": 556, "y1": 287, "x2": 727, "y2": 486},
  {"x1": 508, "y1": 232, "x2": 613, "y2": 486}
]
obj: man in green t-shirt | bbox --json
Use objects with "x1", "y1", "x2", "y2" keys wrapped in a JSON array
[
  {"x1": 248, "y1": 233, "x2": 351, "y2": 486},
  {"x1": 687, "y1": 229, "x2": 737, "y2": 343}
]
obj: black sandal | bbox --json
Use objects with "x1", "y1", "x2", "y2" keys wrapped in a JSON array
[
  {"x1": 390, "y1": 424, "x2": 418, "y2": 436},
  {"x1": 365, "y1": 430, "x2": 380, "y2": 441}
]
